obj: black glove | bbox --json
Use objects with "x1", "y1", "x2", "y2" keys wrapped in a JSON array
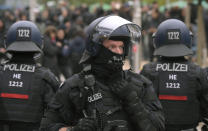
[
  {"x1": 70, "y1": 117, "x2": 97, "y2": 131},
  {"x1": 109, "y1": 78, "x2": 139, "y2": 103}
]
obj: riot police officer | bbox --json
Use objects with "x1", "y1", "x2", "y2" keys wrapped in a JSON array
[
  {"x1": 42, "y1": 15, "x2": 165, "y2": 131},
  {"x1": 140, "y1": 19, "x2": 208, "y2": 131},
  {"x1": 0, "y1": 21, "x2": 60, "y2": 131}
]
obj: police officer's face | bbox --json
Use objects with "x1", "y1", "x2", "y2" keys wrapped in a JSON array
[{"x1": 103, "y1": 40, "x2": 124, "y2": 55}]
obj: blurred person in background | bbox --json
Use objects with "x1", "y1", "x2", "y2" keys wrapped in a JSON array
[
  {"x1": 169, "y1": 6, "x2": 184, "y2": 21},
  {"x1": 68, "y1": 29, "x2": 86, "y2": 75},
  {"x1": 82, "y1": 5, "x2": 96, "y2": 26},
  {"x1": 42, "y1": 26, "x2": 61, "y2": 78},
  {"x1": 151, "y1": 1, "x2": 159, "y2": 10},
  {"x1": 35, "y1": 9, "x2": 51, "y2": 32},
  {"x1": 56, "y1": 26, "x2": 72, "y2": 79},
  {"x1": 0, "y1": 18, "x2": 7, "y2": 63},
  {"x1": 63, "y1": 19, "x2": 74, "y2": 40},
  {"x1": 19, "y1": 12, "x2": 28, "y2": 21},
  {"x1": 205, "y1": 10, "x2": 208, "y2": 50},
  {"x1": 141, "y1": 5, "x2": 151, "y2": 60},
  {"x1": 58, "y1": 8, "x2": 69, "y2": 25},
  {"x1": 189, "y1": 3, "x2": 199, "y2": 59},
  {"x1": 74, "y1": 16, "x2": 85, "y2": 29},
  {"x1": 147, "y1": 8, "x2": 163, "y2": 61},
  {"x1": 0, "y1": 18, "x2": 6, "y2": 47},
  {"x1": 163, "y1": 9, "x2": 170, "y2": 20},
  {"x1": 119, "y1": 2, "x2": 133, "y2": 21},
  {"x1": 3, "y1": 10, "x2": 16, "y2": 30},
  {"x1": 50, "y1": 12, "x2": 60, "y2": 27}
]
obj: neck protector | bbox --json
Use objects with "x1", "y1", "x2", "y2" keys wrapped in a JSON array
[{"x1": 91, "y1": 45, "x2": 124, "y2": 79}]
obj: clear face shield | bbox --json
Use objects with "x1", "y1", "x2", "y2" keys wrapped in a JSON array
[{"x1": 93, "y1": 15, "x2": 141, "y2": 45}]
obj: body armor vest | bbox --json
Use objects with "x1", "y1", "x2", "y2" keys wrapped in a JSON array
[
  {"x1": 0, "y1": 63, "x2": 44, "y2": 123},
  {"x1": 156, "y1": 62, "x2": 200, "y2": 126},
  {"x1": 84, "y1": 79, "x2": 134, "y2": 131}
]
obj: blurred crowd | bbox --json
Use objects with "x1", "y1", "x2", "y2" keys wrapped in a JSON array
[{"x1": 0, "y1": 1, "x2": 208, "y2": 80}]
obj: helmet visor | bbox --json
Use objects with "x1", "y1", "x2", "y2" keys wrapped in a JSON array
[{"x1": 94, "y1": 15, "x2": 141, "y2": 44}]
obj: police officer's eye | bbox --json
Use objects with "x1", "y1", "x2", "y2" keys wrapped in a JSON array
[
  {"x1": 109, "y1": 45, "x2": 123, "y2": 50},
  {"x1": 108, "y1": 45, "x2": 115, "y2": 50},
  {"x1": 119, "y1": 45, "x2": 124, "y2": 49}
]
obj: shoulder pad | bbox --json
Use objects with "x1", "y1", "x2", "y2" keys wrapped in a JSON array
[
  {"x1": 126, "y1": 70, "x2": 152, "y2": 86},
  {"x1": 37, "y1": 67, "x2": 60, "y2": 91}
]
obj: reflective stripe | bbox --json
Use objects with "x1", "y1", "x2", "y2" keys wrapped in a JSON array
[
  {"x1": 0, "y1": 93, "x2": 29, "y2": 99},
  {"x1": 159, "y1": 95, "x2": 187, "y2": 101}
]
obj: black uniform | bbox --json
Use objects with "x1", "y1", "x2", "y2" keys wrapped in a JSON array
[
  {"x1": 141, "y1": 57, "x2": 208, "y2": 131},
  {"x1": 43, "y1": 68, "x2": 165, "y2": 131},
  {"x1": 0, "y1": 54, "x2": 60, "y2": 131},
  {"x1": 0, "y1": 21, "x2": 60, "y2": 131},
  {"x1": 42, "y1": 15, "x2": 165, "y2": 131},
  {"x1": 140, "y1": 19, "x2": 208, "y2": 131}
]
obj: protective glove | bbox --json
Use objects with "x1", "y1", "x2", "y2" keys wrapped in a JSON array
[
  {"x1": 69, "y1": 117, "x2": 97, "y2": 131},
  {"x1": 109, "y1": 78, "x2": 140, "y2": 103}
]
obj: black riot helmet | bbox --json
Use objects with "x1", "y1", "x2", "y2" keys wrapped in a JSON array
[
  {"x1": 80, "y1": 15, "x2": 141, "y2": 63},
  {"x1": 153, "y1": 19, "x2": 193, "y2": 57},
  {"x1": 5, "y1": 21, "x2": 43, "y2": 53}
]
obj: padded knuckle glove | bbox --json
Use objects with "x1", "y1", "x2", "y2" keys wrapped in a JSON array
[{"x1": 110, "y1": 79, "x2": 139, "y2": 102}]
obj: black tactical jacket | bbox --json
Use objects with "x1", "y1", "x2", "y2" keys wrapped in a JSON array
[
  {"x1": 43, "y1": 70, "x2": 165, "y2": 131},
  {"x1": 0, "y1": 59, "x2": 60, "y2": 131}
]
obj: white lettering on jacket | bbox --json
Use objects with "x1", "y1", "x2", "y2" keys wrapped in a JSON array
[
  {"x1": 156, "y1": 63, "x2": 188, "y2": 72},
  {"x1": 88, "y1": 93, "x2": 102, "y2": 103},
  {"x1": 4, "y1": 64, "x2": 35, "y2": 72}
]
